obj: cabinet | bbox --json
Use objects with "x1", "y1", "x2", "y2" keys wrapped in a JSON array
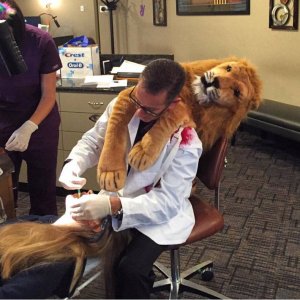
[{"x1": 59, "y1": 91, "x2": 118, "y2": 191}]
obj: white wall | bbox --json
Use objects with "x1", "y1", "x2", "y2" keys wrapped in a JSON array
[
  {"x1": 16, "y1": 0, "x2": 300, "y2": 106},
  {"x1": 15, "y1": 0, "x2": 98, "y2": 41},
  {"x1": 116, "y1": 0, "x2": 300, "y2": 106}
]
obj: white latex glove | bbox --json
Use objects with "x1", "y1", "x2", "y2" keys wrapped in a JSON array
[
  {"x1": 59, "y1": 161, "x2": 87, "y2": 190},
  {"x1": 5, "y1": 120, "x2": 38, "y2": 152},
  {"x1": 67, "y1": 193, "x2": 112, "y2": 221}
]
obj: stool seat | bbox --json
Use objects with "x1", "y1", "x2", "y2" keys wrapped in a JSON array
[{"x1": 168, "y1": 196, "x2": 224, "y2": 250}]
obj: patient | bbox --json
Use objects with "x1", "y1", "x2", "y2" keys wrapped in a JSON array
[{"x1": 0, "y1": 193, "x2": 108, "y2": 299}]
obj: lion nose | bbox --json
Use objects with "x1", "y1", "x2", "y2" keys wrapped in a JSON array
[{"x1": 201, "y1": 75, "x2": 220, "y2": 89}]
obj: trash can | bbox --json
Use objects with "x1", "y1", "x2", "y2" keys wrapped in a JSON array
[{"x1": 0, "y1": 147, "x2": 15, "y2": 222}]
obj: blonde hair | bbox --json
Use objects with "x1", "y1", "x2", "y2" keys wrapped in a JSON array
[{"x1": 0, "y1": 220, "x2": 130, "y2": 298}]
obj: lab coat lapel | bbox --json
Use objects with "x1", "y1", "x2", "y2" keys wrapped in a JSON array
[{"x1": 128, "y1": 115, "x2": 140, "y2": 147}]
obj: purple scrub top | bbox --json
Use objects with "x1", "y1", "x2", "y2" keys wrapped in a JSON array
[{"x1": 0, "y1": 24, "x2": 62, "y2": 135}]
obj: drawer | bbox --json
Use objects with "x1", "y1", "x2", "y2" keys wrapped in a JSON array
[
  {"x1": 59, "y1": 92, "x2": 117, "y2": 113},
  {"x1": 62, "y1": 131, "x2": 83, "y2": 151},
  {"x1": 60, "y1": 112, "x2": 99, "y2": 133}
]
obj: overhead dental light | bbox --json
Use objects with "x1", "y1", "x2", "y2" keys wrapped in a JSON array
[{"x1": 39, "y1": 13, "x2": 60, "y2": 28}]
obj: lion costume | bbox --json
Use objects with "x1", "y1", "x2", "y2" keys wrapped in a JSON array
[
  {"x1": 0, "y1": 57, "x2": 262, "y2": 298},
  {"x1": 98, "y1": 57, "x2": 262, "y2": 191}
]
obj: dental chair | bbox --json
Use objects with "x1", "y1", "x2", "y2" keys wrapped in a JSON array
[{"x1": 152, "y1": 136, "x2": 229, "y2": 299}]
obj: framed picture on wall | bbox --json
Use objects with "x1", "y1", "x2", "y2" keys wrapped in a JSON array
[
  {"x1": 176, "y1": 0, "x2": 250, "y2": 16},
  {"x1": 153, "y1": 0, "x2": 167, "y2": 26},
  {"x1": 269, "y1": 0, "x2": 299, "y2": 30}
]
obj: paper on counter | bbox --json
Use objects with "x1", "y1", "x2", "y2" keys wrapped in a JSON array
[
  {"x1": 113, "y1": 60, "x2": 145, "y2": 74},
  {"x1": 110, "y1": 66, "x2": 120, "y2": 74},
  {"x1": 97, "y1": 79, "x2": 127, "y2": 88},
  {"x1": 84, "y1": 75, "x2": 114, "y2": 85},
  {"x1": 83, "y1": 75, "x2": 128, "y2": 88}
]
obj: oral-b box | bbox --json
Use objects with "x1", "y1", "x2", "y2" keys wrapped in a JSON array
[{"x1": 58, "y1": 45, "x2": 100, "y2": 78}]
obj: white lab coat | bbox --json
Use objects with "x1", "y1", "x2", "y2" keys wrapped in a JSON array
[{"x1": 67, "y1": 98, "x2": 202, "y2": 245}]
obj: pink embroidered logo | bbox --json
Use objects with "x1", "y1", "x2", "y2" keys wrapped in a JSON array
[{"x1": 180, "y1": 127, "x2": 194, "y2": 145}]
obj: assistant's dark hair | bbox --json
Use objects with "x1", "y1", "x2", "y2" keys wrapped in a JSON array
[
  {"x1": 1, "y1": 0, "x2": 25, "y2": 46},
  {"x1": 140, "y1": 58, "x2": 186, "y2": 104}
]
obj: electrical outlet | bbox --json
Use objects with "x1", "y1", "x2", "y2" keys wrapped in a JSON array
[
  {"x1": 99, "y1": 5, "x2": 108, "y2": 13},
  {"x1": 80, "y1": 5, "x2": 85, "y2": 12}
]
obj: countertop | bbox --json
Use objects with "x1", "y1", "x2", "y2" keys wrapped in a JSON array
[
  {"x1": 56, "y1": 53, "x2": 174, "y2": 93},
  {"x1": 56, "y1": 78, "x2": 133, "y2": 94}
]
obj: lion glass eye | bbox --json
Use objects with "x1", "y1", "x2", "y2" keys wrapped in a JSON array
[
  {"x1": 226, "y1": 65, "x2": 232, "y2": 72},
  {"x1": 234, "y1": 89, "x2": 240, "y2": 98}
]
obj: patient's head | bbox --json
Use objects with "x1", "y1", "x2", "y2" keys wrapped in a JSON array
[{"x1": 54, "y1": 192, "x2": 102, "y2": 232}]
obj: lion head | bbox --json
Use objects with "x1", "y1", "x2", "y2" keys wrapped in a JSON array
[
  {"x1": 185, "y1": 59, "x2": 263, "y2": 151},
  {"x1": 197, "y1": 60, "x2": 261, "y2": 111}
]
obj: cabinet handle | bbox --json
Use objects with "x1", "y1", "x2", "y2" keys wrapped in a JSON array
[
  {"x1": 88, "y1": 101, "x2": 104, "y2": 108},
  {"x1": 89, "y1": 114, "x2": 100, "y2": 123}
]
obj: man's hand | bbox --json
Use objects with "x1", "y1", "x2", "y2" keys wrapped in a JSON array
[
  {"x1": 59, "y1": 161, "x2": 86, "y2": 190},
  {"x1": 5, "y1": 120, "x2": 38, "y2": 152},
  {"x1": 66, "y1": 193, "x2": 112, "y2": 221}
]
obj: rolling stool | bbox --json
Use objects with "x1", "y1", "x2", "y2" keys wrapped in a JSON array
[{"x1": 152, "y1": 136, "x2": 229, "y2": 299}]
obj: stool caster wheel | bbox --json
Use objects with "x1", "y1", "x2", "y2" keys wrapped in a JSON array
[{"x1": 199, "y1": 266, "x2": 214, "y2": 281}]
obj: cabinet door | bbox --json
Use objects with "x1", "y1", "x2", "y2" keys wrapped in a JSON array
[
  {"x1": 60, "y1": 112, "x2": 99, "y2": 133},
  {"x1": 62, "y1": 131, "x2": 83, "y2": 151},
  {"x1": 83, "y1": 167, "x2": 100, "y2": 191}
]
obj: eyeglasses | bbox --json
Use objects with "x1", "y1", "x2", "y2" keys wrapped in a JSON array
[{"x1": 128, "y1": 85, "x2": 169, "y2": 118}]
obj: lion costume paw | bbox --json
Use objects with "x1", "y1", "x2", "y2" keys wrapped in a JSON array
[
  {"x1": 128, "y1": 142, "x2": 150, "y2": 171},
  {"x1": 97, "y1": 150, "x2": 127, "y2": 191},
  {"x1": 97, "y1": 169, "x2": 126, "y2": 192},
  {"x1": 128, "y1": 141, "x2": 158, "y2": 171}
]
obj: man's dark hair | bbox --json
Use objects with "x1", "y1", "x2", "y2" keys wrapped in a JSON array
[
  {"x1": 1, "y1": 0, "x2": 25, "y2": 47},
  {"x1": 140, "y1": 58, "x2": 186, "y2": 104}
]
